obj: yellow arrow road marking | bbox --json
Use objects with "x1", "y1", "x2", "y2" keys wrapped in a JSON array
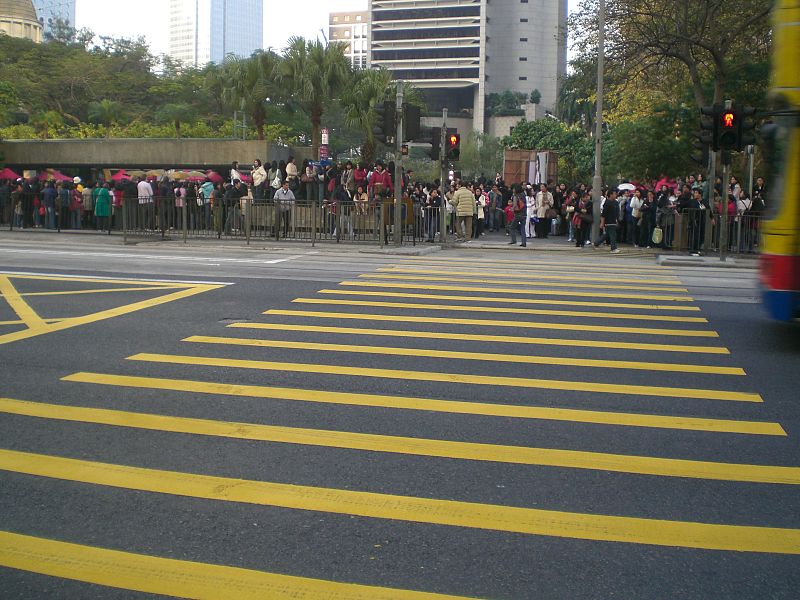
[
  {"x1": 62, "y1": 373, "x2": 782, "y2": 435},
  {"x1": 127, "y1": 353, "x2": 761, "y2": 403},
  {"x1": 1, "y1": 450, "x2": 798, "y2": 554}
]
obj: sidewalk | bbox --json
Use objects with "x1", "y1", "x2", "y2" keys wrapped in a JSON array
[{"x1": 0, "y1": 226, "x2": 760, "y2": 264}]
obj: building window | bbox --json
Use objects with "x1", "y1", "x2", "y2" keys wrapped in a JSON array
[
  {"x1": 519, "y1": 57, "x2": 527, "y2": 61},
  {"x1": 520, "y1": 18, "x2": 528, "y2": 22},
  {"x1": 356, "y1": 15, "x2": 362, "y2": 21},
  {"x1": 520, "y1": 37, "x2": 528, "y2": 42},
  {"x1": 521, "y1": 0, "x2": 528, "y2": 2},
  {"x1": 519, "y1": 76, "x2": 527, "y2": 80},
  {"x1": 333, "y1": 16, "x2": 338, "y2": 22}
]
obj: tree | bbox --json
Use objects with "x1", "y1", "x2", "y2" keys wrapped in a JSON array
[
  {"x1": 278, "y1": 37, "x2": 351, "y2": 153},
  {"x1": 31, "y1": 111, "x2": 63, "y2": 139},
  {"x1": 569, "y1": 0, "x2": 772, "y2": 108},
  {"x1": 458, "y1": 132, "x2": 504, "y2": 180},
  {"x1": 530, "y1": 89, "x2": 541, "y2": 105},
  {"x1": 220, "y1": 50, "x2": 281, "y2": 140},
  {"x1": 154, "y1": 103, "x2": 196, "y2": 138},
  {"x1": 88, "y1": 99, "x2": 124, "y2": 138}
]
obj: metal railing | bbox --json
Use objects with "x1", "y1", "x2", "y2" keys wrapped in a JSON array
[{"x1": 662, "y1": 208, "x2": 763, "y2": 255}]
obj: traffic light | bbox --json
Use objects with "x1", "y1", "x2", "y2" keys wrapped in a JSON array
[
  {"x1": 373, "y1": 101, "x2": 396, "y2": 145},
  {"x1": 717, "y1": 107, "x2": 738, "y2": 150},
  {"x1": 737, "y1": 106, "x2": 757, "y2": 151},
  {"x1": 690, "y1": 133, "x2": 710, "y2": 167},
  {"x1": 446, "y1": 132, "x2": 461, "y2": 161},
  {"x1": 430, "y1": 127, "x2": 456, "y2": 160},
  {"x1": 403, "y1": 104, "x2": 421, "y2": 141},
  {"x1": 700, "y1": 105, "x2": 719, "y2": 151}
]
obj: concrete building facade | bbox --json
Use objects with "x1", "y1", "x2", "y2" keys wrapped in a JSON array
[
  {"x1": 168, "y1": 0, "x2": 263, "y2": 67},
  {"x1": 329, "y1": 11, "x2": 369, "y2": 69},
  {"x1": 31, "y1": 0, "x2": 74, "y2": 31},
  {"x1": 0, "y1": 0, "x2": 42, "y2": 42},
  {"x1": 368, "y1": 0, "x2": 567, "y2": 133}
]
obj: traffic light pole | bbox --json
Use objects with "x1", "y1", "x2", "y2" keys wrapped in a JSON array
[
  {"x1": 394, "y1": 80, "x2": 404, "y2": 246},
  {"x1": 440, "y1": 108, "x2": 448, "y2": 244}
]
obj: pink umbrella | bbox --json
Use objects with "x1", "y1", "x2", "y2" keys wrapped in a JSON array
[
  {"x1": 654, "y1": 177, "x2": 677, "y2": 192},
  {"x1": 187, "y1": 176, "x2": 206, "y2": 183},
  {"x1": 111, "y1": 170, "x2": 130, "y2": 181},
  {"x1": 205, "y1": 170, "x2": 223, "y2": 184},
  {"x1": 0, "y1": 167, "x2": 21, "y2": 180},
  {"x1": 239, "y1": 174, "x2": 252, "y2": 184}
]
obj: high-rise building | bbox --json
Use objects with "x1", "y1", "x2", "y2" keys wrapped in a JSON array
[
  {"x1": 0, "y1": 0, "x2": 43, "y2": 43},
  {"x1": 329, "y1": 11, "x2": 369, "y2": 70},
  {"x1": 31, "y1": 0, "x2": 75, "y2": 31},
  {"x1": 168, "y1": 0, "x2": 263, "y2": 67},
  {"x1": 368, "y1": 0, "x2": 567, "y2": 133}
]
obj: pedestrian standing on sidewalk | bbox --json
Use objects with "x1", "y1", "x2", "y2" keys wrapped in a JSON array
[
  {"x1": 508, "y1": 185, "x2": 528, "y2": 247},
  {"x1": 594, "y1": 189, "x2": 620, "y2": 253},
  {"x1": 535, "y1": 183, "x2": 554, "y2": 239},
  {"x1": 449, "y1": 181, "x2": 475, "y2": 242}
]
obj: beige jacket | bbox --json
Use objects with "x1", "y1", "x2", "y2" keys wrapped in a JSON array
[
  {"x1": 450, "y1": 187, "x2": 476, "y2": 217},
  {"x1": 536, "y1": 191, "x2": 554, "y2": 218}
]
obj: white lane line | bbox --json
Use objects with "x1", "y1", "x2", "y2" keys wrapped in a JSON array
[
  {"x1": 0, "y1": 271, "x2": 235, "y2": 286},
  {"x1": 0, "y1": 248, "x2": 308, "y2": 266}
]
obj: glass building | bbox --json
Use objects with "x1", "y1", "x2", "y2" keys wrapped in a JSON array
[
  {"x1": 32, "y1": 0, "x2": 75, "y2": 31},
  {"x1": 168, "y1": 0, "x2": 263, "y2": 66}
]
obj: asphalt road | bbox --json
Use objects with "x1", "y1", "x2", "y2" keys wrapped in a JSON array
[{"x1": 0, "y1": 232, "x2": 798, "y2": 599}]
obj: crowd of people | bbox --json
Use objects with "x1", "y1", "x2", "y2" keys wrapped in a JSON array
[{"x1": 0, "y1": 159, "x2": 767, "y2": 254}]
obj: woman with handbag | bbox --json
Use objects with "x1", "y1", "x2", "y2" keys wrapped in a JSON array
[
  {"x1": 535, "y1": 183, "x2": 554, "y2": 239},
  {"x1": 574, "y1": 194, "x2": 593, "y2": 247},
  {"x1": 252, "y1": 159, "x2": 267, "y2": 202}
]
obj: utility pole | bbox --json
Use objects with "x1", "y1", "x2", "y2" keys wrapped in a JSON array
[
  {"x1": 718, "y1": 99, "x2": 732, "y2": 262},
  {"x1": 591, "y1": 0, "x2": 605, "y2": 242},
  {"x1": 394, "y1": 80, "x2": 404, "y2": 246},
  {"x1": 439, "y1": 108, "x2": 448, "y2": 244}
]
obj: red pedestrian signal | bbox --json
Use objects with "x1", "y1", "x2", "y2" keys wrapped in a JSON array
[
  {"x1": 446, "y1": 133, "x2": 460, "y2": 161},
  {"x1": 722, "y1": 112, "x2": 735, "y2": 128}
]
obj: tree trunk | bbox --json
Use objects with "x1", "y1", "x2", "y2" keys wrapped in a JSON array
[
  {"x1": 361, "y1": 138, "x2": 375, "y2": 167},
  {"x1": 175, "y1": 120, "x2": 181, "y2": 139},
  {"x1": 311, "y1": 106, "x2": 322, "y2": 158},
  {"x1": 256, "y1": 116, "x2": 265, "y2": 141}
]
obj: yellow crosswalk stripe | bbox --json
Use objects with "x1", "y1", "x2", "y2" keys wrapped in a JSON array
[
  {"x1": 380, "y1": 267, "x2": 683, "y2": 285},
  {"x1": 0, "y1": 531, "x2": 463, "y2": 600},
  {"x1": 184, "y1": 336, "x2": 742, "y2": 376},
  {"x1": 264, "y1": 309, "x2": 718, "y2": 338},
  {"x1": 63, "y1": 372, "x2": 781, "y2": 435},
  {"x1": 399, "y1": 256, "x2": 674, "y2": 271},
  {"x1": 127, "y1": 354, "x2": 761, "y2": 403},
  {"x1": 360, "y1": 273, "x2": 690, "y2": 294},
  {"x1": 0, "y1": 398, "x2": 792, "y2": 483},
  {"x1": 389, "y1": 263, "x2": 679, "y2": 277},
  {"x1": 291, "y1": 297, "x2": 709, "y2": 324},
  {"x1": 1, "y1": 450, "x2": 798, "y2": 554},
  {"x1": 340, "y1": 281, "x2": 695, "y2": 302},
  {"x1": 319, "y1": 288, "x2": 703, "y2": 312},
  {"x1": 230, "y1": 322, "x2": 730, "y2": 354}
]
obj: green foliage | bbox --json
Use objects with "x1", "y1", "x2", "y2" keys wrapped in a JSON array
[
  {"x1": 486, "y1": 91, "x2": 526, "y2": 117},
  {"x1": 154, "y1": 103, "x2": 196, "y2": 138},
  {"x1": 457, "y1": 132, "x2": 504, "y2": 180},
  {"x1": 504, "y1": 118, "x2": 594, "y2": 181},
  {"x1": 529, "y1": 89, "x2": 541, "y2": 105}
]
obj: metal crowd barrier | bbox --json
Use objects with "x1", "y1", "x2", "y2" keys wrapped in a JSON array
[{"x1": 668, "y1": 208, "x2": 763, "y2": 255}]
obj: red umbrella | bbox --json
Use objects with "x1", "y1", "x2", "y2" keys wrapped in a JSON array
[
  {"x1": 239, "y1": 174, "x2": 252, "y2": 184},
  {"x1": 111, "y1": 170, "x2": 130, "y2": 181},
  {"x1": 187, "y1": 176, "x2": 206, "y2": 183},
  {"x1": 0, "y1": 167, "x2": 20, "y2": 180},
  {"x1": 205, "y1": 170, "x2": 223, "y2": 184}
]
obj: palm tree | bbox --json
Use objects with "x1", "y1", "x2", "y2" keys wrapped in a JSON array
[
  {"x1": 220, "y1": 50, "x2": 280, "y2": 141},
  {"x1": 88, "y1": 99, "x2": 124, "y2": 138},
  {"x1": 340, "y1": 67, "x2": 425, "y2": 165},
  {"x1": 31, "y1": 110, "x2": 63, "y2": 139},
  {"x1": 155, "y1": 103, "x2": 196, "y2": 138},
  {"x1": 278, "y1": 37, "x2": 351, "y2": 154}
]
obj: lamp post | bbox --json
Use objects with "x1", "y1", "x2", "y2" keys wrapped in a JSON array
[{"x1": 591, "y1": 0, "x2": 605, "y2": 242}]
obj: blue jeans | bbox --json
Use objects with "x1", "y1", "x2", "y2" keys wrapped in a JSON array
[{"x1": 595, "y1": 224, "x2": 618, "y2": 250}]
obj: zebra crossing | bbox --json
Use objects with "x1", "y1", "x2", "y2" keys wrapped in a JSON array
[{"x1": 1, "y1": 255, "x2": 797, "y2": 598}]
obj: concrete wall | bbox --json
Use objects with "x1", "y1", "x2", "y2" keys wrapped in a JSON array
[{"x1": 0, "y1": 138, "x2": 302, "y2": 170}]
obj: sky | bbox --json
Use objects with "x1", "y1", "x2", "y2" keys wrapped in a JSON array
[
  {"x1": 75, "y1": 0, "x2": 369, "y2": 57},
  {"x1": 76, "y1": 0, "x2": 580, "y2": 59}
]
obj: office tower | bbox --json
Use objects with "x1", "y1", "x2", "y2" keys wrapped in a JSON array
[
  {"x1": 168, "y1": 0, "x2": 263, "y2": 67},
  {"x1": 31, "y1": 0, "x2": 75, "y2": 31},
  {"x1": 329, "y1": 11, "x2": 369, "y2": 70},
  {"x1": 0, "y1": 0, "x2": 43, "y2": 42},
  {"x1": 368, "y1": 0, "x2": 567, "y2": 133}
]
